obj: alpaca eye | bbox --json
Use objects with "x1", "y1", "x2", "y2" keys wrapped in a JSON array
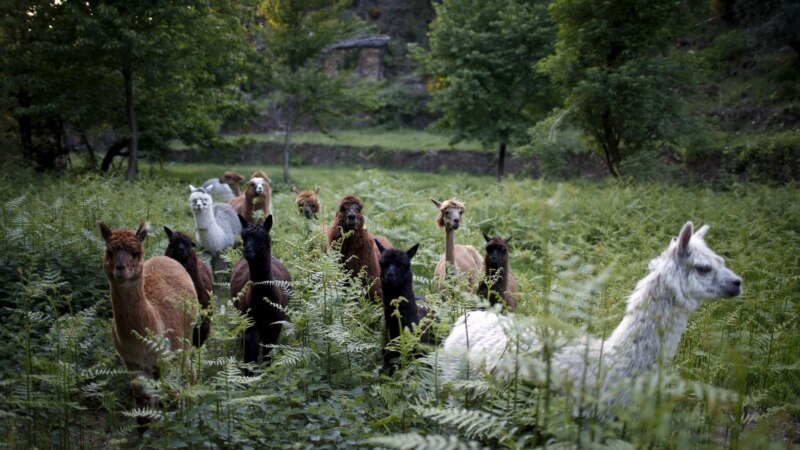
[{"x1": 696, "y1": 264, "x2": 712, "y2": 274}]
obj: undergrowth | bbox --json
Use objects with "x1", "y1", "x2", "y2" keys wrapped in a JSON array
[{"x1": 0, "y1": 164, "x2": 797, "y2": 448}]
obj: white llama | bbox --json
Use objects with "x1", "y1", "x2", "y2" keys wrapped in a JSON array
[
  {"x1": 440, "y1": 222, "x2": 742, "y2": 415},
  {"x1": 188, "y1": 185, "x2": 242, "y2": 271}
]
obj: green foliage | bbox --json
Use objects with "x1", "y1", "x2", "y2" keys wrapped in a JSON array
[
  {"x1": 0, "y1": 163, "x2": 798, "y2": 447},
  {"x1": 538, "y1": 0, "x2": 698, "y2": 178},
  {"x1": 413, "y1": 0, "x2": 556, "y2": 179},
  {"x1": 257, "y1": 0, "x2": 380, "y2": 185}
]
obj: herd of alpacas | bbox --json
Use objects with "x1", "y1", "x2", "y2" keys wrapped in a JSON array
[{"x1": 99, "y1": 169, "x2": 743, "y2": 426}]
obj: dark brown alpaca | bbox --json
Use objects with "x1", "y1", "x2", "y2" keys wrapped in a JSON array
[
  {"x1": 230, "y1": 215, "x2": 291, "y2": 366},
  {"x1": 164, "y1": 226, "x2": 213, "y2": 347},
  {"x1": 477, "y1": 234, "x2": 518, "y2": 310},
  {"x1": 327, "y1": 195, "x2": 392, "y2": 300}
]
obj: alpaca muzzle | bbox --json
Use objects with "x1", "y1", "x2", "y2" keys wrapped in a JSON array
[{"x1": 723, "y1": 277, "x2": 742, "y2": 297}]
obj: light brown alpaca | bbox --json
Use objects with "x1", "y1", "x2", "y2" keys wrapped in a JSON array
[
  {"x1": 99, "y1": 222, "x2": 199, "y2": 425},
  {"x1": 292, "y1": 186, "x2": 321, "y2": 220},
  {"x1": 431, "y1": 198, "x2": 484, "y2": 291},
  {"x1": 220, "y1": 171, "x2": 244, "y2": 197},
  {"x1": 228, "y1": 170, "x2": 272, "y2": 222}
]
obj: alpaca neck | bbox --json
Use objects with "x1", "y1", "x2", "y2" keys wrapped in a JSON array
[
  {"x1": 601, "y1": 272, "x2": 694, "y2": 378},
  {"x1": 194, "y1": 208, "x2": 222, "y2": 234},
  {"x1": 247, "y1": 254, "x2": 280, "y2": 313},
  {"x1": 231, "y1": 184, "x2": 241, "y2": 196},
  {"x1": 109, "y1": 278, "x2": 156, "y2": 340},
  {"x1": 444, "y1": 229, "x2": 455, "y2": 265},
  {"x1": 382, "y1": 283, "x2": 418, "y2": 340},
  {"x1": 485, "y1": 261, "x2": 508, "y2": 306}
]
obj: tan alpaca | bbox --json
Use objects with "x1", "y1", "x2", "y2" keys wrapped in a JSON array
[
  {"x1": 99, "y1": 222, "x2": 199, "y2": 414},
  {"x1": 219, "y1": 171, "x2": 244, "y2": 197},
  {"x1": 228, "y1": 170, "x2": 272, "y2": 222},
  {"x1": 431, "y1": 198, "x2": 484, "y2": 291}
]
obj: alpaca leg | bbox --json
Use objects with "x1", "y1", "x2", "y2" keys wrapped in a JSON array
[
  {"x1": 259, "y1": 323, "x2": 283, "y2": 366},
  {"x1": 243, "y1": 327, "x2": 261, "y2": 366}
]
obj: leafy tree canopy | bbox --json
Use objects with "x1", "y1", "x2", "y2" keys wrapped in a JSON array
[
  {"x1": 537, "y1": 0, "x2": 696, "y2": 177},
  {"x1": 413, "y1": 0, "x2": 556, "y2": 180}
]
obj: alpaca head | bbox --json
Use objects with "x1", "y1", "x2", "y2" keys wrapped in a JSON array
[
  {"x1": 238, "y1": 214, "x2": 273, "y2": 262},
  {"x1": 293, "y1": 186, "x2": 321, "y2": 219},
  {"x1": 188, "y1": 185, "x2": 213, "y2": 213},
  {"x1": 336, "y1": 195, "x2": 365, "y2": 231},
  {"x1": 376, "y1": 239, "x2": 419, "y2": 290},
  {"x1": 482, "y1": 233, "x2": 511, "y2": 268},
  {"x1": 246, "y1": 171, "x2": 270, "y2": 197},
  {"x1": 164, "y1": 226, "x2": 196, "y2": 265},
  {"x1": 99, "y1": 222, "x2": 149, "y2": 283},
  {"x1": 432, "y1": 198, "x2": 466, "y2": 231},
  {"x1": 654, "y1": 222, "x2": 742, "y2": 308},
  {"x1": 219, "y1": 171, "x2": 244, "y2": 186}
]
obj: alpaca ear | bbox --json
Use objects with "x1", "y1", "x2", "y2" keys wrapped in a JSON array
[
  {"x1": 136, "y1": 222, "x2": 150, "y2": 242},
  {"x1": 695, "y1": 224, "x2": 709, "y2": 239},
  {"x1": 483, "y1": 232, "x2": 491, "y2": 243},
  {"x1": 263, "y1": 214, "x2": 273, "y2": 233},
  {"x1": 374, "y1": 239, "x2": 386, "y2": 254},
  {"x1": 189, "y1": 184, "x2": 197, "y2": 192},
  {"x1": 163, "y1": 226, "x2": 173, "y2": 239},
  {"x1": 505, "y1": 236, "x2": 512, "y2": 244},
  {"x1": 431, "y1": 198, "x2": 442, "y2": 208},
  {"x1": 314, "y1": 186, "x2": 320, "y2": 194},
  {"x1": 677, "y1": 221, "x2": 693, "y2": 258},
  {"x1": 238, "y1": 214, "x2": 249, "y2": 230},
  {"x1": 406, "y1": 243, "x2": 419, "y2": 259},
  {"x1": 99, "y1": 222, "x2": 112, "y2": 242}
]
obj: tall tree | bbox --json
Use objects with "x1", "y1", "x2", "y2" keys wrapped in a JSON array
[
  {"x1": 258, "y1": 0, "x2": 377, "y2": 185},
  {"x1": 1, "y1": 0, "x2": 252, "y2": 178},
  {"x1": 78, "y1": 0, "x2": 252, "y2": 180},
  {"x1": 413, "y1": 0, "x2": 555, "y2": 181},
  {"x1": 538, "y1": 0, "x2": 693, "y2": 177}
]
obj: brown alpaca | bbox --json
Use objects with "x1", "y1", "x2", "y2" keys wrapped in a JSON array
[
  {"x1": 164, "y1": 226, "x2": 213, "y2": 347},
  {"x1": 99, "y1": 222, "x2": 199, "y2": 422},
  {"x1": 327, "y1": 195, "x2": 392, "y2": 300},
  {"x1": 292, "y1": 186, "x2": 321, "y2": 220},
  {"x1": 219, "y1": 171, "x2": 244, "y2": 197},
  {"x1": 476, "y1": 234, "x2": 518, "y2": 310},
  {"x1": 228, "y1": 171, "x2": 272, "y2": 223},
  {"x1": 431, "y1": 198, "x2": 483, "y2": 291}
]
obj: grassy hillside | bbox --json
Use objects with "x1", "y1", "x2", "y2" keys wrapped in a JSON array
[{"x1": 0, "y1": 163, "x2": 797, "y2": 448}]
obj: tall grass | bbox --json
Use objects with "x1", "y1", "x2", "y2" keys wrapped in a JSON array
[{"x1": 0, "y1": 163, "x2": 797, "y2": 448}]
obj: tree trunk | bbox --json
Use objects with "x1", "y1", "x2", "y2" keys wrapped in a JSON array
[
  {"x1": 81, "y1": 130, "x2": 98, "y2": 170},
  {"x1": 16, "y1": 90, "x2": 34, "y2": 162},
  {"x1": 122, "y1": 65, "x2": 139, "y2": 181},
  {"x1": 100, "y1": 138, "x2": 131, "y2": 172},
  {"x1": 496, "y1": 142, "x2": 507, "y2": 181},
  {"x1": 283, "y1": 121, "x2": 293, "y2": 186}
]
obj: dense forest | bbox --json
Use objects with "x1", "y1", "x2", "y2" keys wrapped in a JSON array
[{"x1": 1, "y1": 0, "x2": 798, "y2": 182}]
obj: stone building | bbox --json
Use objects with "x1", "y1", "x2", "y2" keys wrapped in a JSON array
[{"x1": 324, "y1": 35, "x2": 391, "y2": 80}]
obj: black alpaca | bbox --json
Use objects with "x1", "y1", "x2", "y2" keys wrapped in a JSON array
[
  {"x1": 477, "y1": 234, "x2": 518, "y2": 310},
  {"x1": 230, "y1": 215, "x2": 292, "y2": 366},
  {"x1": 375, "y1": 240, "x2": 430, "y2": 371}
]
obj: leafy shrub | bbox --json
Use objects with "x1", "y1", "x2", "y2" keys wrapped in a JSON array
[{"x1": 0, "y1": 164, "x2": 797, "y2": 447}]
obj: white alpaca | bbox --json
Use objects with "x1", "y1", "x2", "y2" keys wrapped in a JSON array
[
  {"x1": 188, "y1": 185, "x2": 242, "y2": 270},
  {"x1": 201, "y1": 177, "x2": 235, "y2": 202},
  {"x1": 440, "y1": 222, "x2": 742, "y2": 415}
]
